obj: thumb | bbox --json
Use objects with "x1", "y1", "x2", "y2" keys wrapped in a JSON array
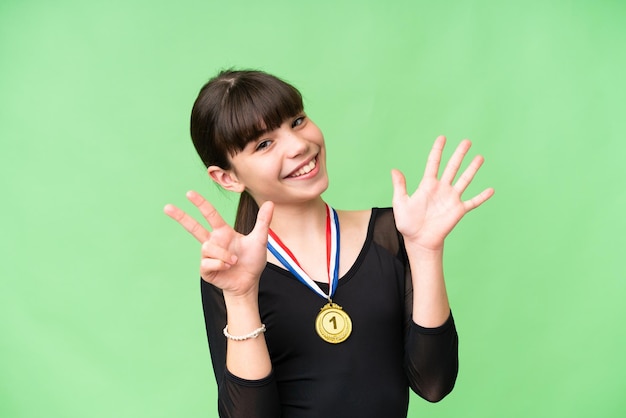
[
  {"x1": 391, "y1": 169, "x2": 408, "y2": 202},
  {"x1": 250, "y1": 201, "x2": 275, "y2": 242}
]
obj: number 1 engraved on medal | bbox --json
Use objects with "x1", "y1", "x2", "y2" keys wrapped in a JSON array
[
  {"x1": 329, "y1": 316, "x2": 337, "y2": 330},
  {"x1": 315, "y1": 302, "x2": 352, "y2": 344}
]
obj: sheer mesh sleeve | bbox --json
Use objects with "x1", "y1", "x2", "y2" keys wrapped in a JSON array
[
  {"x1": 201, "y1": 280, "x2": 281, "y2": 417},
  {"x1": 372, "y1": 208, "x2": 459, "y2": 402},
  {"x1": 404, "y1": 316, "x2": 458, "y2": 402}
]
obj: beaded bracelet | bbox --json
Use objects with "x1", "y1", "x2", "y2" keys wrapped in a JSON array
[{"x1": 223, "y1": 324, "x2": 267, "y2": 341}]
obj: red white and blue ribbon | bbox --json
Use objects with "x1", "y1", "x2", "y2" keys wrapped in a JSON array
[{"x1": 267, "y1": 204, "x2": 340, "y2": 301}]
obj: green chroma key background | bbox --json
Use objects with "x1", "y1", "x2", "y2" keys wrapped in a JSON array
[{"x1": 1, "y1": 0, "x2": 625, "y2": 416}]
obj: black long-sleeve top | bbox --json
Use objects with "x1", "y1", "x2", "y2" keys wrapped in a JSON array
[{"x1": 201, "y1": 208, "x2": 459, "y2": 417}]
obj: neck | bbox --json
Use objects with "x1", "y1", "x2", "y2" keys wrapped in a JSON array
[{"x1": 268, "y1": 197, "x2": 328, "y2": 239}]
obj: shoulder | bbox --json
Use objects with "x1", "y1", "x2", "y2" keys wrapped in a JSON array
[
  {"x1": 336, "y1": 208, "x2": 372, "y2": 230},
  {"x1": 370, "y1": 208, "x2": 403, "y2": 257},
  {"x1": 336, "y1": 208, "x2": 396, "y2": 234},
  {"x1": 335, "y1": 209, "x2": 372, "y2": 260},
  {"x1": 337, "y1": 208, "x2": 401, "y2": 254}
]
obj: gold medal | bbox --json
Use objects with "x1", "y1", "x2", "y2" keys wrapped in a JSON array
[
  {"x1": 268, "y1": 205, "x2": 352, "y2": 343},
  {"x1": 315, "y1": 302, "x2": 352, "y2": 344}
]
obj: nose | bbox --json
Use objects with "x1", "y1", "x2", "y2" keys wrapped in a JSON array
[{"x1": 283, "y1": 130, "x2": 309, "y2": 159}]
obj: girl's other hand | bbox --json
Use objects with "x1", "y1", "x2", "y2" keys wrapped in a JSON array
[
  {"x1": 391, "y1": 136, "x2": 494, "y2": 252},
  {"x1": 164, "y1": 191, "x2": 274, "y2": 298}
]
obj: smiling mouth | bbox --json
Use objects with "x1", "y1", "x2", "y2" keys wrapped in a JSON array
[{"x1": 287, "y1": 156, "x2": 318, "y2": 178}]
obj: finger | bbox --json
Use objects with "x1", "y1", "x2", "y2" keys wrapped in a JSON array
[
  {"x1": 200, "y1": 258, "x2": 234, "y2": 275},
  {"x1": 440, "y1": 139, "x2": 472, "y2": 184},
  {"x1": 249, "y1": 201, "x2": 275, "y2": 242},
  {"x1": 186, "y1": 190, "x2": 228, "y2": 230},
  {"x1": 163, "y1": 203, "x2": 210, "y2": 243},
  {"x1": 201, "y1": 241, "x2": 238, "y2": 266},
  {"x1": 391, "y1": 169, "x2": 408, "y2": 203},
  {"x1": 463, "y1": 187, "x2": 495, "y2": 212},
  {"x1": 454, "y1": 154, "x2": 484, "y2": 194},
  {"x1": 423, "y1": 135, "x2": 446, "y2": 179}
]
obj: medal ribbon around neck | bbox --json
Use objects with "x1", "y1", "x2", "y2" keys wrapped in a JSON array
[{"x1": 267, "y1": 204, "x2": 340, "y2": 301}]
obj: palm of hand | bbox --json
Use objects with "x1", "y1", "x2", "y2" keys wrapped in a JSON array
[
  {"x1": 202, "y1": 220, "x2": 269, "y2": 295},
  {"x1": 392, "y1": 136, "x2": 494, "y2": 251},
  {"x1": 164, "y1": 191, "x2": 274, "y2": 297}
]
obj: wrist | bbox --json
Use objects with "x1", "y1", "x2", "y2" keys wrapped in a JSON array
[
  {"x1": 223, "y1": 292, "x2": 263, "y2": 336},
  {"x1": 403, "y1": 240, "x2": 444, "y2": 259},
  {"x1": 223, "y1": 287, "x2": 261, "y2": 323},
  {"x1": 223, "y1": 282, "x2": 259, "y2": 303},
  {"x1": 223, "y1": 290, "x2": 259, "y2": 309}
]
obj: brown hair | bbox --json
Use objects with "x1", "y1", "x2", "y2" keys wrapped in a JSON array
[{"x1": 190, "y1": 69, "x2": 304, "y2": 234}]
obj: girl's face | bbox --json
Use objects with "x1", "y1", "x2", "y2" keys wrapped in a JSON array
[{"x1": 228, "y1": 114, "x2": 328, "y2": 206}]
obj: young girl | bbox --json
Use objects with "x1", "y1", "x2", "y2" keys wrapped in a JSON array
[{"x1": 164, "y1": 70, "x2": 494, "y2": 418}]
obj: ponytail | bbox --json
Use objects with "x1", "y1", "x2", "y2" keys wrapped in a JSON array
[{"x1": 234, "y1": 191, "x2": 259, "y2": 235}]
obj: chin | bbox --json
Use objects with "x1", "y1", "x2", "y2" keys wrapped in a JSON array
[{"x1": 292, "y1": 177, "x2": 330, "y2": 203}]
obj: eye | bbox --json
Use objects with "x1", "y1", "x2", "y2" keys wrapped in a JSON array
[
  {"x1": 291, "y1": 115, "x2": 306, "y2": 128},
  {"x1": 255, "y1": 139, "x2": 272, "y2": 151}
]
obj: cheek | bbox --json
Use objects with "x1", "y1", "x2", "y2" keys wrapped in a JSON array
[
  {"x1": 315, "y1": 126, "x2": 325, "y2": 141},
  {"x1": 242, "y1": 160, "x2": 281, "y2": 183}
]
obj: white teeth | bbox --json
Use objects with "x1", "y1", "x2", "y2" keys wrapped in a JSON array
[{"x1": 290, "y1": 158, "x2": 316, "y2": 177}]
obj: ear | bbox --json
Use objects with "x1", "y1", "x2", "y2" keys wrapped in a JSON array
[{"x1": 207, "y1": 166, "x2": 245, "y2": 193}]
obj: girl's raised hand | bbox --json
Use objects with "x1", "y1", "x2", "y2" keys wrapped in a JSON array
[
  {"x1": 164, "y1": 191, "x2": 274, "y2": 298},
  {"x1": 391, "y1": 136, "x2": 494, "y2": 252}
]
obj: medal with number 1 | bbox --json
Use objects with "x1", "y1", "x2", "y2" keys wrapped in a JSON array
[{"x1": 268, "y1": 204, "x2": 352, "y2": 344}]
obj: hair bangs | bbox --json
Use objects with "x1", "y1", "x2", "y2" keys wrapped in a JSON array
[{"x1": 215, "y1": 75, "x2": 303, "y2": 155}]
